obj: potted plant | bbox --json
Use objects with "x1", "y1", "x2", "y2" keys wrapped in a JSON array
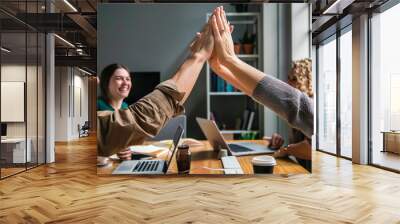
[
  {"x1": 241, "y1": 30, "x2": 256, "y2": 54},
  {"x1": 234, "y1": 42, "x2": 241, "y2": 54}
]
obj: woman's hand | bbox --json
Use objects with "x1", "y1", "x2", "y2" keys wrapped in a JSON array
[
  {"x1": 117, "y1": 148, "x2": 132, "y2": 160},
  {"x1": 210, "y1": 6, "x2": 238, "y2": 65},
  {"x1": 268, "y1": 133, "x2": 284, "y2": 149},
  {"x1": 209, "y1": 21, "x2": 235, "y2": 79},
  {"x1": 189, "y1": 20, "x2": 214, "y2": 61}
]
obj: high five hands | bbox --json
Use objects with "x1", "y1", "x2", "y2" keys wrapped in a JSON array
[
  {"x1": 190, "y1": 6, "x2": 250, "y2": 93},
  {"x1": 190, "y1": 6, "x2": 315, "y2": 139},
  {"x1": 191, "y1": 6, "x2": 236, "y2": 68}
]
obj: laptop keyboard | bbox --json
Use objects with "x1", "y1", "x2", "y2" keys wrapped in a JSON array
[
  {"x1": 228, "y1": 143, "x2": 253, "y2": 152},
  {"x1": 133, "y1": 160, "x2": 159, "y2": 172}
]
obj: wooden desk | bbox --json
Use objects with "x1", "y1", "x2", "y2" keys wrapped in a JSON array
[
  {"x1": 97, "y1": 140, "x2": 309, "y2": 175},
  {"x1": 382, "y1": 131, "x2": 400, "y2": 154},
  {"x1": 1, "y1": 138, "x2": 32, "y2": 164}
]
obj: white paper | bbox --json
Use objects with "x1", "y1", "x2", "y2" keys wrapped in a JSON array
[{"x1": 129, "y1": 144, "x2": 169, "y2": 155}]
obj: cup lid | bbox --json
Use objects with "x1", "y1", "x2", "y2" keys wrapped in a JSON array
[
  {"x1": 252, "y1": 155, "x2": 276, "y2": 166},
  {"x1": 178, "y1": 144, "x2": 189, "y2": 149}
]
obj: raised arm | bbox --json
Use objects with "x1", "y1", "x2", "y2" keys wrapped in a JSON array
[
  {"x1": 210, "y1": 7, "x2": 314, "y2": 138},
  {"x1": 170, "y1": 23, "x2": 214, "y2": 103},
  {"x1": 98, "y1": 24, "x2": 214, "y2": 157},
  {"x1": 210, "y1": 7, "x2": 264, "y2": 95}
]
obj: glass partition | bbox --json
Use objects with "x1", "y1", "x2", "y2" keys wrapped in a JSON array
[
  {"x1": 27, "y1": 30, "x2": 38, "y2": 169},
  {"x1": 339, "y1": 29, "x2": 352, "y2": 158},
  {"x1": 0, "y1": 1, "x2": 46, "y2": 179},
  {"x1": 317, "y1": 37, "x2": 337, "y2": 155},
  {"x1": 371, "y1": 3, "x2": 400, "y2": 171},
  {"x1": 38, "y1": 32, "x2": 45, "y2": 165},
  {"x1": 1, "y1": 28, "x2": 28, "y2": 178}
]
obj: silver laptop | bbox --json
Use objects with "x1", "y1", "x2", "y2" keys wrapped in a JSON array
[
  {"x1": 196, "y1": 117, "x2": 275, "y2": 156},
  {"x1": 112, "y1": 125, "x2": 184, "y2": 175}
]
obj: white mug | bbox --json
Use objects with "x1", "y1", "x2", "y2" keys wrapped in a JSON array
[{"x1": 97, "y1": 156, "x2": 110, "y2": 166}]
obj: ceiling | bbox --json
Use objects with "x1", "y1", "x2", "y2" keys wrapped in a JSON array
[
  {"x1": 0, "y1": 0, "x2": 395, "y2": 72},
  {"x1": 311, "y1": 0, "x2": 391, "y2": 44}
]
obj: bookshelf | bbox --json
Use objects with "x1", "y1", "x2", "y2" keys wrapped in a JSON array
[{"x1": 206, "y1": 11, "x2": 263, "y2": 140}]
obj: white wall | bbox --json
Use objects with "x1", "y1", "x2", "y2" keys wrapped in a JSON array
[
  {"x1": 262, "y1": 3, "x2": 311, "y2": 142},
  {"x1": 312, "y1": 45, "x2": 317, "y2": 150},
  {"x1": 291, "y1": 4, "x2": 312, "y2": 61},
  {"x1": 262, "y1": 4, "x2": 279, "y2": 137},
  {"x1": 1, "y1": 63, "x2": 46, "y2": 164},
  {"x1": 72, "y1": 72, "x2": 89, "y2": 138},
  {"x1": 98, "y1": 3, "x2": 239, "y2": 138},
  {"x1": 1, "y1": 65, "x2": 41, "y2": 137},
  {"x1": 55, "y1": 67, "x2": 89, "y2": 141},
  {"x1": 55, "y1": 67, "x2": 69, "y2": 141}
]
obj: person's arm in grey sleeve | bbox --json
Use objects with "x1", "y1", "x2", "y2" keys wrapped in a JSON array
[
  {"x1": 208, "y1": 7, "x2": 313, "y2": 137},
  {"x1": 252, "y1": 75, "x2": 314, "y2": 138}
]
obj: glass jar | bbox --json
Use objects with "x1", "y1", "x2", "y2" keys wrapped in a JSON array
[{"x1": 176, "y1": 144, "x2": 191, "y2": 174}]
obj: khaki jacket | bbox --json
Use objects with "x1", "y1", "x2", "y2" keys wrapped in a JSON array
[{"x1": 97, "y1": 80, "x2": 185, "y2": 156}]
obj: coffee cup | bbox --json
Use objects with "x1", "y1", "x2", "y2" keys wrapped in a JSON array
[
  {"x1": 97, "y1": 156, "x2": 110, "y2": 167},
  {"x1": 252, "y1": 155, "x2": 276, "y2": 174}
]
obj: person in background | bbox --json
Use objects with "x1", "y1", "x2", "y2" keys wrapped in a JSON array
[
  {"x1": 265, "y1": 59, "x2": 313, "y2": 171},
  {"x1": 97, "y1": 19, "x2": 215, "y2": 159}
]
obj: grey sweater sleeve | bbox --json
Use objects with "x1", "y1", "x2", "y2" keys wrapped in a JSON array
[{"x1": 252, "y1": 75, "x2": 314, "y2": 138}]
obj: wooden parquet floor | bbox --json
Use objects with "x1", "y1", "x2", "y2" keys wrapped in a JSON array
[{"x1": 1, "y1": 135, "x2": 400, "y2": 224}]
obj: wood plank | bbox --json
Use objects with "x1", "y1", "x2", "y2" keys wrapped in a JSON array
[
  {"x1": 97, "y1": 140, "x2": 308, "y2": 175},
  {"x1": 1, "y1": 135, "x2": 400, "y2": 223}
]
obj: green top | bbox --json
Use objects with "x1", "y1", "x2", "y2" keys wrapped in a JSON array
[{"x1": 97, "y1": 98, "x2": 129, "y2": 111}]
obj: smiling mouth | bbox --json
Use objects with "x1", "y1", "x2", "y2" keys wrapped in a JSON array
[{"x1": 119, "y1": 88, "x2": 129, "y2": 92}]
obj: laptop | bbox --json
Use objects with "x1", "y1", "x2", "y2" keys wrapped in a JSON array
[
  {"x1": 196, "y1": 117, "x2": 275, "y2": 156},
  {"x1": 112, "y1": 125, "x2": 184, "y2": 175}
]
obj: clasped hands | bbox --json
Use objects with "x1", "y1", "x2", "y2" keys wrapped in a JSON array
[{"x1": 190, "y1": 6, "x2": 239, "y2": 82}]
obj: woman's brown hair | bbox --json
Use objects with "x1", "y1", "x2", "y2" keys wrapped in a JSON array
[
  {"x1": 99, "y1": 63, "x2": 130, "y2": 102},
  {"x1": 288, "y1": 58, "x2": 313, "y2": 98}
]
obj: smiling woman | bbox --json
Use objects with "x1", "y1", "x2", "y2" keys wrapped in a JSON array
[
  {"x1": 97, "y1": 64, "x2": 131, "y2": 112},
  {"x1": 97, "y1": 64, "x2": 133, "y2": 161}
]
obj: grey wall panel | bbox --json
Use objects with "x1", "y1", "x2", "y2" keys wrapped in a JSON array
[{"x1": 98, "y1": 3, "x2": 235, "y2": 138}]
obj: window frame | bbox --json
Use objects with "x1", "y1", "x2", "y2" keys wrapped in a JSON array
[{"x1": 315, "y1": 24, "x2": 353, "y2": 160}]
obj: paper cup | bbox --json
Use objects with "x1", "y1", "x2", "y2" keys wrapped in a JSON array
[{"x1": 252, "y1": 155, "x2": 276, "y2": 174}]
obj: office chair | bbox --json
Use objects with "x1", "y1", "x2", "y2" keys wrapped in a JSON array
[
  {"x1": 151, "y1": 115, "x2": 187, "y2": 141},
  {"x1": 78, "y1": 121, "x2": 90, "y2": 138}
]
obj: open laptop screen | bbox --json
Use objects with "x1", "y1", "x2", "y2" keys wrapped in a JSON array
[{"x1": 164, "y1": 125, "x2": 184, "y2": 170}]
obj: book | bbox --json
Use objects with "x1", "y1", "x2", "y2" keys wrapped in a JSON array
[
  {"x1": 246, "y1": 111, "x2": 255, "y2": 131},
  {"x1": 217, "y1": 76, "x2": 224, "y2": 92},
  {"x1": 129, "y1": 145, "x2": 169, "y2": 157},
  {"x1": 235, "y1": 118, "x2": 241, "y2": 130},
  {"x1": 211, "y1": 73, "x2": 217, "y2": 91},
  {"x1": 226, "y1": 83, "x2": 234, "y2": 92},
  {"x1": 210, "y1": 111, "x2": 216, "y2": 122},
  {"x1": 241, "y1": 109, "x2": 250, "y2": 130}
]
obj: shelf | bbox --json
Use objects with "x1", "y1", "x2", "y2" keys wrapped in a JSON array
[
  {"x1": 209, "y1": 92, "x2": 245, "y2": 96},
  {"x1": 206, "y1": 11, "x2": 263, "y2": 140},
  {"x1": 229, "y1": 20, "x2": 257, "y2": 25},
  {"x1": 220, "y1": 130, "x2": 258, "y2": 134},
  {"x1": 237, "y1": 54, "x2": 259, "y2": 59},
  {"x1": 208, "y1": 12, "x2": 260, "y2": 17},
  {"x1": 225, "y1": 12, "x2": 260, "y2": 17}
]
